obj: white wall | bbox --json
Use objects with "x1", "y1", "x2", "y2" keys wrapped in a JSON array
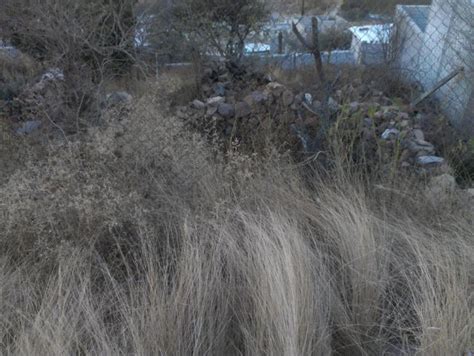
[{"x1": 395, "y1": 0, "x2": 474, "y2": 134}]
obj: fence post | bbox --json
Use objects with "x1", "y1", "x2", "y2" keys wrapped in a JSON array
[{"x1": 278, "y1": 31, "x2": 283, "y2": 54}]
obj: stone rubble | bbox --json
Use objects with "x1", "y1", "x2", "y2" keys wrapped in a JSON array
[{"x1": 177, "y1": 60, "x2": 451, "y2": 179}]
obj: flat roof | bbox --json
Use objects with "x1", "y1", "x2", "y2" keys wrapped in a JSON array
[
  {"x1": 245, "y1": 43, "x2": 271, "y2": 53},
  {"x1": 402, "y1": 5, "x2": 430, "y2": 32},
  {"x1": 349, "y1": 24, "x2": 393, "y2": 44}
]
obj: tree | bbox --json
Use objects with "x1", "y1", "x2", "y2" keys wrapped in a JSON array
[{"x1": 172, "y1": 0, "x2": 268, "y2": 61}]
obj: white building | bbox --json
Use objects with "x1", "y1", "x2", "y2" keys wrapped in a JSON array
[
  {"x1": 349, "y1": 24, "x2": 393, "y2": 65},
  {"x1": 395, "y1": 0, "x2": 474, "y2": 134}
]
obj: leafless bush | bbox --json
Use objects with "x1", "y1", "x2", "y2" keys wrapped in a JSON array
[
  {"x1": 0, "y1": 0, "x2": 138, "y2": 79},
  {"x1": 0, "y1": 0, "x2": 142, "y2": 134}
]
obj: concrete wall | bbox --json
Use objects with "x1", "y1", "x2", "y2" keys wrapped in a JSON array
[
  {"x1": 352, "y1": 38, "x2": 389, "y2": 65},
  {"x1": 432, "y1": 0, "x2": 474, "y2": 134},
  {"x1": 395, "y1": 6, "x2": 429, "y2": 83},
  {"x1": 361, "y1": 43, "x2": 389, "y2": 65}
]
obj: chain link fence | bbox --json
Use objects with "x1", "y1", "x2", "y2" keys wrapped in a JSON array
[{"x1": 392, "y1": 0, "x2": 473, "y2": 134}]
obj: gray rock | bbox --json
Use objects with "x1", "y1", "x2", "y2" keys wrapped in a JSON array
[
  {"x1": 0, "y1": 45, "x2": 21, "y2": 59},
  {"x1": 312, "y1": 100, "x2": 322, "y2": 111},
  {"x1": 32, "y1": 68, "x2": 65, "y2": 92},
  {"x1": 235, "y1": 101, "x2": 252, "y2": 119},
  {"x1": 407, "y1": 139, "x2": 435, "y2": 154},
  {"x1": 327, "y1": 97, "x2": 340, "y2": 112},
  {"x1": 374, "y1": 111, "x2": 384, "y2": 120},
  {"x1": 328, "y1": 97, "x2": 337, "y2": 107},
  {"x1": 397, "y1": 112, "x2": 410, "y2": 120},
  {"x1": 176, "y1": 106, "x2": 189, "y2": 119},
  {"x1": 266, "y1": 82, "x2": 285, "y2": 97},
  {"x1": 417, "y1": 155, "x2": 444, "y2": 165},
  {"x1": 213, "y1": 83, "x2": 226, "y2": 96},
  {"x1": 363, "y1": 117, "x2": 373, "y2": 127},
  {"x1": 16, "y1": 120, "x2": 41, "y2": 135},
  {"x1": 41, "y1": 68, "x2": 64, "y2": 82},
  {"x1": 202, "y1": 84, "x2": 212, "y2": 96},
  {"x1": 349, "y1": 101, "x2": 359, "y2": 113},
  {"x1": 381, "y1": 128, "x2": 400, "y2": 140},
  {"x1": 206, "y1": 105, "x2": 218, "y2": 116},
  {"x1": 217, "y1": 103, "x2": 235, "y2": 119},
  {"x1": 207, "y1": 96, "x2": 225, "y2": 106},
  {"x1": 191, "y1": 99, "x2": 206, "y2": 110},
  {"x1": 383, "y1": 110, "x2": 397, "y2": 121},
  {"x1": 244, "y1": 91, "x2": 267, "y2": 106},
  {"x1": 282, "y1": 90, "x2": 294, "y2": 107},
  {"x1": 304, "y1": 93, "x2": 313, "y2": 105},
  {"x1": 400, "y1": 119, "x2": 410, "y2": 128},
  {"x1": 412, "y1": 129, "x2": 425, "y2": 141},
  {"x1": 218, "y1": 73, "x2": 230, "y2": 82},
  {"x1": 106, "y1": 91, "x2": 132, "y2": 106}
]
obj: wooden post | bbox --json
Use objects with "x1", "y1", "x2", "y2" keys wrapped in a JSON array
[
  {"x1": 292, "y1": 16, "x2": 325, "y2": 83},
  {"x1": 278, "y1": 31, "x2": 283, "y2": 54},
  {"x1": 311, "y1": 17, "x2": 325, "y2": 83},
  {"x1": 410, "y1": 67, "x2": 464, "y2": 107}
]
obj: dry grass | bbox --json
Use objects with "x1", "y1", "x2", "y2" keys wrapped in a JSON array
[{"x1": 0, "y1": 78, "x2": 473, "y2": 355}]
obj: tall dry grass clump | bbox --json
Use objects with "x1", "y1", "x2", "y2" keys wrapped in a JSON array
[{"x1": 0, "y1": 80, "x2": 472, "y2": 355}]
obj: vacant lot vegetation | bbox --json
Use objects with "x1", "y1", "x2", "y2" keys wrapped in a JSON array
[
  {"x1": 0, "y1": 0, "x2": 473, "y2": 354},
  {"x1": 1, "y1": 71, "x2": 473, "y2": 354}
]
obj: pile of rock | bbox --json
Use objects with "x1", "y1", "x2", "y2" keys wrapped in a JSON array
[
  {"x1": 177, "y1": 63, "x2": 308, "y2": 144},
  {"x1": 370, "y1": 105, "x2": 447, "y2": 171},
  {"x1": 8, "y1": 68, "x2": 66, "y2": 134},
  {"x1": 199, "y1": 60, "x2": 269, "y2": 99},
  {"x1": 177, "y1": 61, "x2": 450, "y2": 176}
]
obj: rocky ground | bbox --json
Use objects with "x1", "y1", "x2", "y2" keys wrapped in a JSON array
[
  {"x1": 174, "y1": 60, "x2": 474, "y2": 201},
  {"x1": 2, "y1": 58, "x2": 473, "y2": 202},
  {"x1": 177, "y1": 61, "x2": 447, "y2": 169}
]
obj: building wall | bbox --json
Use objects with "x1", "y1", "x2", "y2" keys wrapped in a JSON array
[
  {"x1": 395, "y1": 0, "x2": 474, "y2": 135},
  {"x1": 394, "y1": 8, "x2": 426, "y2": 81},
  {"x1": 361, "y1": 43, "x2": 388, "y2": 65}
]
